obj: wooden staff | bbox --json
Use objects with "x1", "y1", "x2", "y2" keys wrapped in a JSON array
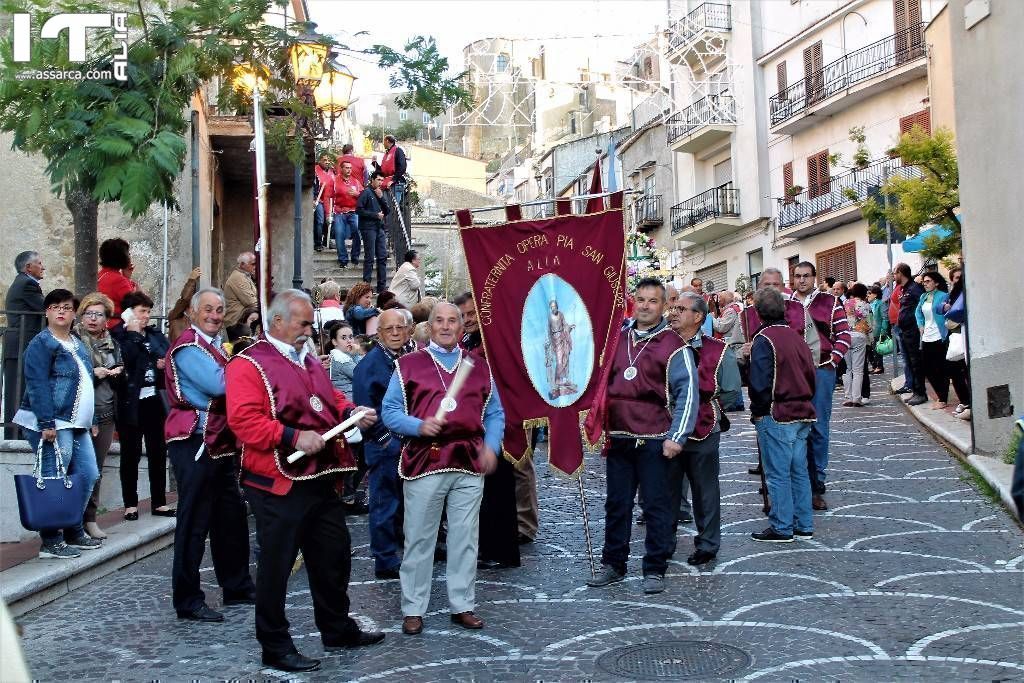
[
  {"x1": 286, "y1": 409, "x2": 368, "y2": 463},
  {"x1": 434, "y1": 355, "x2": 475, "y2": 420}
]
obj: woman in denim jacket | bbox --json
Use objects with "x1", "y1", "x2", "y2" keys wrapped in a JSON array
[
  {"x1": 13, "y1": 289, "x2": 102, "y2": 559},
  {"x1": 914, "y1": 271, "x2": 951, "y2": 409}
]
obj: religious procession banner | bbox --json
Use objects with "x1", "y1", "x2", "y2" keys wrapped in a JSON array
[{"x1": 458, "y1": 193, "x2": 626, "y2": 477}]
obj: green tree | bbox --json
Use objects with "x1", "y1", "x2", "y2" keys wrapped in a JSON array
[
  {"x1": 0, "y1": 0, "x2": 469, "y2": 291},
  {"x1": 857, "y1": 126, "x2": 961, "y2": 260}
]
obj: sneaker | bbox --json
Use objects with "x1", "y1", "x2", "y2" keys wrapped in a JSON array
[
  {"x1": 39, "y1": 542, "x2": 81, "y2": 559},
  {"x1": 794, "y1": 529, "x2": 814, "y2": 539},
  {"x1": 586, "y1": 564, "x2": 625, "y2": 587},
  {"x1": 642, "y1": 574, "x2": 665, "y2": 594},
  {"x1": 751, "y1": 527, "x2": 794, "y2": 543},
  {"x1": 905, "y1": 394, "x2": 928, "y2": 406},
  {"x1": 67, "y1": 535, "x2": 103, "y2": 550},
  {"x1": 894, "y1": 386, "x2": 913, "y2": 395},
  {"x1": 956, "y1": 408, "x2": 971, "y2": 421},
  {"x1": 953, "y1": 403, "x2": 967, "y2": 414}
]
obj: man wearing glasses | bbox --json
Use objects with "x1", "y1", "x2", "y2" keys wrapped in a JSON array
[
  {"x1": 666, "y1": 292, "x2": 741, "y2": 566},
  {"x1": 790, "y1": 261, "x2": 851, "y2": 511}
]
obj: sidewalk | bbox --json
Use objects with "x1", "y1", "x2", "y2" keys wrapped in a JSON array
[
  {"x1": 890, "y1": 376, "x2": 1018, "y2": 515},
  {"x1": 0, "y1": 497, "x2": 176, "y2": 617}
]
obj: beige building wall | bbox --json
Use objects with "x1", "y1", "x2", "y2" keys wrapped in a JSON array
[
  {"x1": 948, "y1": 0, "x2": 1024, "y2": 454},
  {"x1": 407, "y1": 145, "x2": 487, "y2": 195},
  {"x1": 925, "y1": 5, "x2": 956, "y2": 132}
]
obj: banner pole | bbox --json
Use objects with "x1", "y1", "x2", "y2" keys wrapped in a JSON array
[{"x1": 577, "y1": 472, "x2": 597, "y2": 578}]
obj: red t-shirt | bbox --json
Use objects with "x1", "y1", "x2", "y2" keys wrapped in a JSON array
[
  {"x1": 97, "y1": 267, "x2": 138, "y2": 329},
  {"x1": 338, "y1": 154, "x2": 366, "y2": 184},
  {"x1": 888, "y1": 283, "x2": 902, "y2": 325},
  {"x1": 333, "y1": 175, "x2": 362, "y2": 213}
]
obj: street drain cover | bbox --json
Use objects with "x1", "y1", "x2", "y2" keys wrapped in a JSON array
[{"x1": 595, "y1": 640, "x2": 752, "y2": 680}]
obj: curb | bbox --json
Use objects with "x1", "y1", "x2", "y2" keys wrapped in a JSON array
[
  {"x1": 0, "y1": 516, "x2": 176, "y2": 617},
  {"x1": 889, "y1": 378, "x2": 1018, "y2": 515}
]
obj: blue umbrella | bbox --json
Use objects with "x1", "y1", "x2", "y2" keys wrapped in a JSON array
[{"x1": 902, "y1": 222, "x2": 956, "y2": 253}]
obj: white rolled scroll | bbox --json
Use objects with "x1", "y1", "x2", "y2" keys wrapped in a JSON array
[
  {"x1": 433, "y1": 355, "x2": 476, "y2": 421},
  {"x1": 286, "y1": 409, "x2": 369, "y2": 464}
]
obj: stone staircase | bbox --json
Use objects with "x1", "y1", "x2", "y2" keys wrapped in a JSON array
[{"x1": 311, "y1": 247, "x2": 374, "y2": 292}]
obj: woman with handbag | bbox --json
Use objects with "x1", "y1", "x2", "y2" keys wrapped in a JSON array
[
  {"x1": 867, "y1": 284, "x2": 889, "y2": 373},
  {"x1": 74, "y1": 292, "x2": 124, "y2": 540},
  {"x1": 12, "y1": 289, "x2": 102, "y2": 559},
  {"x1": 842, "y1": 284, "x2": 873, "y2": 407},
  {"x1": 915, "y1": 271, "x2": 951, "y2": 410},
  {"x1": 111, "y1": 291, "x2": 173, "y2": 520},
  {"x1": 943, "y1": 267, "x2": 972, "y2": 420}
]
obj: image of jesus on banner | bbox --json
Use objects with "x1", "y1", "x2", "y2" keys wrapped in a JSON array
[{"x1": 545, "y1": 300, "x2": 578, "y2": 400}]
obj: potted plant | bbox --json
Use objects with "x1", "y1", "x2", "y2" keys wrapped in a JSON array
[{"x1": 785, "y1": 185, "x2": 804, "y2": 202}]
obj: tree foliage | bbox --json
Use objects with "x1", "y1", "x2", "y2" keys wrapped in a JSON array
[
  {"x1": 364, "y1": 121, "x2": 424, "y2": 143},
  {"x1": 859, "y1": 126, "x2": 961, "y2": 260},
  {"x1": 373, "y1": 36, "x2": 471, "y2": 116}
]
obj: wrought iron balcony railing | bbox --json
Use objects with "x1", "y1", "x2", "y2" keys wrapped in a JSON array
[
  {"x1": 633, "y1": 194, "x2": 663, "y2": 227},
  {"x1": 770, "y1": 24, "x2": 927, "y2": 127},
  {"x1": 667, "y1": 2, "x2": 732, "y2": 51},
  {"x1": 777, "y1": 157, "x2": 922, "y2": 229},
  {"x1": 670, "y1": 182, "x2": 739, "y2": 235},
  {"x1": 667, "y1": 94, "x2": 737, "y2": 144}
]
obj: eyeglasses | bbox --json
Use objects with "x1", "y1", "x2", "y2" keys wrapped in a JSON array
[
  {"x1": 48, "y1": 305, "x2": 74, "y2": 312},
  {"x1": 82, "y1": 311, "x2": 107, "y2": 319}
]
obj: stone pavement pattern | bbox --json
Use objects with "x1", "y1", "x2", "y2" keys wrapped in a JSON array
[{"x1": 15, "y1": 379, "x2": 1024, "y2": 681}]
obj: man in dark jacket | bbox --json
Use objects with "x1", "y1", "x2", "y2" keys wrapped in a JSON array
[
  {"x1": 4, "y1": 251, "x2": 45, "y2": 438},
  {"x1": 356, "y1": 174, "x2": 391, "y2": 292},
  {"x1": 894, "y1": 262, "x2": 927, "y2": 405},
  {"x1": 353, "y1": 309, "x2": 409, "y2": 579}
]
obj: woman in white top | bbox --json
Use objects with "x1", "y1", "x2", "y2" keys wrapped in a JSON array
[
  {"x1": 14, "y1": 289, "x2": 102, "y2": 559},
  {"x1": 388, "y1": 249, "x2": 423, "y2": 309},
  {"x1": 915, "y1": 271, "x2": 951, "y2": 409}
]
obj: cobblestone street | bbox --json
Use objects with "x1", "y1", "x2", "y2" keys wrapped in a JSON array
[{"x1": 15, "y1": 379, "x2": 1024, "y2": 681}]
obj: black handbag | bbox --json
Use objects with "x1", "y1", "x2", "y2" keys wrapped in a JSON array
[{"x1": 14, "y1": 437, "x2": 89, "y2": 531}]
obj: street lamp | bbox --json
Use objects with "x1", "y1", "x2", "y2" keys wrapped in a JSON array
[{"x1": 313, "y1": 56, "x2": 356, "y2": 141}]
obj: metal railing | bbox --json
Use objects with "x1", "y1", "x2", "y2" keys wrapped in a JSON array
[
  {"x1": 668, "y1": 2, "x2": 732, "y2": 51},
  {"x1": 777, "y1": 157, "x2": 922, "y2": 229},
  {"x1": 667, "y1": 94, "x2": 737, "y2": 144},
  {"x1": 770, "y1": 24, "x2": 927, "y2": 127},
  {"x1": 670, "y1": 182, "x2": 740, "y2": 235},
  {"x1": 633, "y1": 194, "x2": 664, "y2": 226}
]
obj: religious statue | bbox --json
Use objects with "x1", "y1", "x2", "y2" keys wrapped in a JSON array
[{"x1": 545, "y1": 300, "x2": 578, "y2": 399}]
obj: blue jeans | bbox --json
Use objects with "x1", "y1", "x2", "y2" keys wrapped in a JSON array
[
  {"x1": 313, "y1": 203, "x2": 328, "y2": 248},
  {"x1": 25, "y1": 428, "x2": 99, "y2": 545},
  {"x1": 390, "y1": 182, "x2": 406, "y2": 209},
  {"x1": 807, "y1": 366, "x2": 835, "y2": 494},
  {"x1": 756, "y1": 417, "x2": 813, "y2": 535},
  {"x1": 366, "y1": 441, "x2": 402, "y2": 572},
  {"x1": 601, "y1": 438, "x2": 675, "y2": 576},
  {"x1": 332, "y1": 212, "x2": 360, "y2": 265},
  {"x1": 894, "y1": 326, "x2": 915, "y2": 389},
  {"x1": 360, "y1": 224, "x2": 389, "y2": 292}
]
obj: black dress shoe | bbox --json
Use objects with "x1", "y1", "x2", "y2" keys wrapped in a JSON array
[
  {"x1": 124, "y1": 510, "x2": 139, "y2": 521},
  {"x1": 262, "y1": 650, "x2": 320, "y2": 673},
  {"x1": 177, "y1": 604, "x2": 224, "y2": 622},
  {"x1": 687, "y1": 550, "x2": 717, "y2": 566},
  {"x1": 152, "y1": 507, "x2": 177, "y2": 517},
  {"x1": 748, "y1": 466, "x2": 763, "y2": 476},
  {"x1": 374, "y1": 567, "x2": 400, "y2": 579},
  {"x1": 323, "y1": 630, "x2": 385, "y2": 650},
  {"x1": 223, "y1": 591, "x2": 256, "y2": 605}
]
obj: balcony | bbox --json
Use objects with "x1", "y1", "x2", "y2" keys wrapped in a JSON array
[
  {"x1": 632, "y1": 194, "x2": 664, "y2": 231},
  {"x1": 670, "y1": 182, "x2": 741, "y2": 244},
  {"x1": 666, "y1": 2, "x2": 731, "y2": 71},
  {"x1": 777, "y1": 157, "x2": 922, "y2": 238},
  {"x1": 769, "y1": 24, "x2": 927, "y2": 136},
  {"x1": 667, "y1": 94, "x2": 736, "y2": 155}
]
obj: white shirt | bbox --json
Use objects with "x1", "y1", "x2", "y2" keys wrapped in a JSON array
[
  {"x1": 13, "y1": 337, "x2": 94, "y2": 431},
  {"x1": 921, "y1": 300, "x2": 941, "y2": 342},
  {"x1": 266, "y1": 331, "x2": 309, "y2": 364}
]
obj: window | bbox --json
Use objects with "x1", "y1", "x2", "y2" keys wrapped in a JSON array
[
  {"x1": 776, "y1": 61, "x2": 788, "y2": 98},
  {"x1": 696, "y1": 261, "x2": 728, "y2": 295},
  {"x1": 899, "y1": 109, "x2": 931, "y2": 136},
  {"x1": 399, "y1": 110, "x2": 408, "y2": 121},
  {"x1": 422, "y1": 112, "x2": 431, "y2": 125},
  {"x1": 748, "y1": 249, "x2": 764, "y2": 290},
  {"x1": 496, "y1": 53, "x2": 509, "y2": 73},
  {"x1": 782, "y1": 161, "x2": 794, "y2": 202},
  {"x1": 807, "y1": 150, "x2": 830, "y2": 199},
  {"x1": 894, "y1": 0, "x2": 923, "y2": 58},
  {"x1": 787, "y1": 255, "x2": 801, "y2": 289},
  {"x1": 643, "y1": 173, "x2": 656, "y2": 197},
  {"x1": 713, "y1": 159, "x2": 732, "y2": 187},
  {"x1": 803, "y1": 41, "x2": 824, "y2": 104},
  {"x1": 815, "y1": 242, "x2": 857, "y2": 285}
]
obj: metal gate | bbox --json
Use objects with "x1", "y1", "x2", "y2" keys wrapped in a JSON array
[{"x1": 695, "y1": 260, "x2": 728, "y2": 293}]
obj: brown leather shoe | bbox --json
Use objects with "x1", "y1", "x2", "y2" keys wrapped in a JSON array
[
  {"x1": 450, "y1": 611, "x2": 484, "y2": 629},
  {"x1": 812, "y1": 495, "x2": 828, "y2": 511},
  {"x1": 402, "y1": 616, "x2": 423, "y2": 635}
]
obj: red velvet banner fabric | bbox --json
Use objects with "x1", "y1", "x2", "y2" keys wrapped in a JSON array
[{"x1": 459, "y1": 196, "x2": 626, "y2": 477}]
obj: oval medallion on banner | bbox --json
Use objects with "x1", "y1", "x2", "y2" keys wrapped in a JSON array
[{"x1": 521, "y1": 273, "x2": 594, "y2": 408}]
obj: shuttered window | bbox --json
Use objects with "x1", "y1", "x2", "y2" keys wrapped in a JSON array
[
  {"x1": 696, "y1": 261, "x2": 728, "y2": 294},
  {"x1": 803, "y1": 41, "x2": 823, "y2": 104},
  {"x1": 776, "y1": 61, "x2": 788, "y2": 99},
  {"x1": 816, "y1": 242, "x2": 857, "y2": 285},
  {"x1": 807, "y1": 150, "x2": 830, "y2": 199},
  {"x1": 899, "y1": 109, "x2": 931, "y2": 136},
  {"x1": 894, "y1": 0, "x2": 923, "y2": 59},
  {"x1": 783, "y1": 161, "x2": 794, "y2": 203}
]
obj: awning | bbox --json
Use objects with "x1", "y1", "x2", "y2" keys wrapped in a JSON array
[{"x1": 901, "y1": 222, "x2": 955, "y2": 253}]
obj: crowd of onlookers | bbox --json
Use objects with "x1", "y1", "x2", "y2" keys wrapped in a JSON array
[{"x1": 1, "y1": 237, "x2": 427, "y2": 558}]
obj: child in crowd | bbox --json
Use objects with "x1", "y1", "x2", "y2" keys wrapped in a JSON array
[{"x1": 326, "y1": 321, "x2": 362, "y2": 396}]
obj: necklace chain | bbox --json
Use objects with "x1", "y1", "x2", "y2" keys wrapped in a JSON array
[
  {"x1": 626, "y1": 328, "x2": 657, "y2": 368},
  {"x1": 430, "y1": 347, "x2": 462, "y2": 394}
]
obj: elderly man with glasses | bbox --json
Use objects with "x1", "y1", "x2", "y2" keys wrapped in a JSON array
[{"x1": 666, "y1": 292, "x2": 741, "y2": 565}]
